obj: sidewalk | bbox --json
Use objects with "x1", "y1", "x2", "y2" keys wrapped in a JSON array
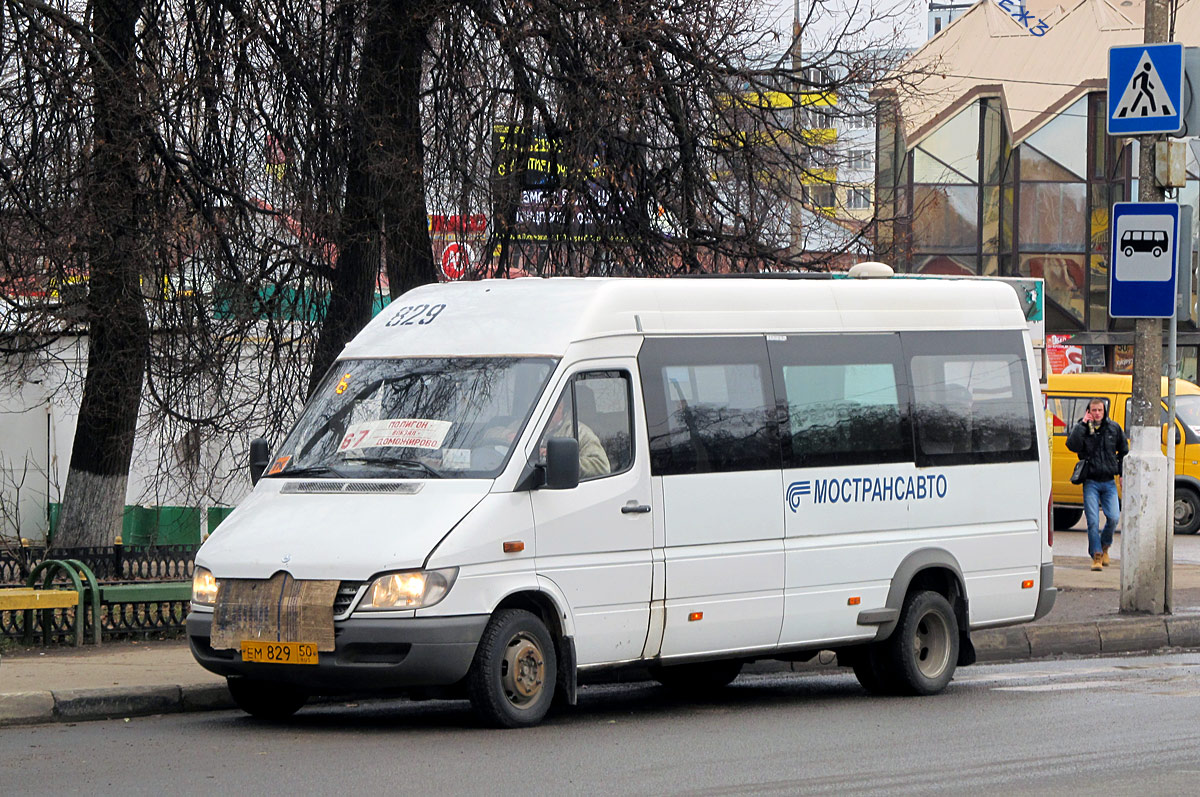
[{"x1": 3, "y1": 552, "x2": 1200, "y2": 727}]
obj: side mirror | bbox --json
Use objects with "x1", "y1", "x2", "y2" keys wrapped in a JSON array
[
  {"x1": 543, "y1": 437, "x2": 580, "y2": 490},
  {"x1": 249, "y1": 438, "x2": 271, "y2": 485}
]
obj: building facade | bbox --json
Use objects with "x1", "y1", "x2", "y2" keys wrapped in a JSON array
[{"x1": 875, "y1": 0, "x2": 1200, "y2": 379}]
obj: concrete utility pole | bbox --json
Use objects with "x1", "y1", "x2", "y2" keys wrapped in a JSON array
[{"x1": 1121, "y1": 0, "x2": 1171, "y2": 614}]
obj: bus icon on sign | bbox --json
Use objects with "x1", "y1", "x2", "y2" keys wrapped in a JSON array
[{"x1": 1120, "y1": 230, "x2": 1168, "y2": 258}]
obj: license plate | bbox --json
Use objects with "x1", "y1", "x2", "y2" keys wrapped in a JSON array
[{"x1": 240, "y1": 641, "x2": 318, "y2": 665}]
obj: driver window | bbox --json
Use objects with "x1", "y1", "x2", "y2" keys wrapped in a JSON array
[{"x1": 538, "y1": 371, "x2": 633, "y2": 480}]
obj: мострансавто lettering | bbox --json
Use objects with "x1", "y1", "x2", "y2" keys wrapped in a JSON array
[{"x1": 787, "y1": 474, "x2": 948, "y2": 511}]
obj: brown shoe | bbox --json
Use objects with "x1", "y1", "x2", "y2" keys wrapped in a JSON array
[
  {"x1": 1091, "y1": 553, "x2": 1103, "y2": 571},
  {"x1": 1101, "y1": 546, "x2": 1111, "y2": 567}
]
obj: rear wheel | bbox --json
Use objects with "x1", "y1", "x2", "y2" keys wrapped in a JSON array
[
  {"x1": 883, "y1": 590, "x2": 959, "y2": 696},
  {"x1": 652, "y1": 659, "x2": 743, "y2": 692},
  {"x1": 467, "y1": 609, "x2": 557, "y2": 728},
  {"x1": 1053, "y1": 507, "x2": 1083, "y2": 530},
  {"x1": 226, "y1": 677, "x2": 309, "y2": 720},
  {"x1": 1153, "y1": 247, "x2": 1163, "y2": 258},
  {"x1": 1174, "y1": 486, "x2": 1200, "y2": 534}
]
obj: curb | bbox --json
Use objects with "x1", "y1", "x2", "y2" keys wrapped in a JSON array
[
  {"x1": 0, "y1": 683, "x2": 235, "y2": 728},
  {"x1": 3, "y1": 618, "x2": 1200, "y2": 727}
]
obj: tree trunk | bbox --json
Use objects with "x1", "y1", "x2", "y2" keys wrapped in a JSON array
[
  {"x1": 383, "y1": 5, "x2": 436, "y2": 298},
  {"x1": 53, "y1": 0, "x2": 151, "y2": 549},
  {"x1": 309, "y1": 0, "x2": 432, "y2": 395}
]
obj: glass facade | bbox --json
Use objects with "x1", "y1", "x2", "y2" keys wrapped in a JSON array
[{"x1": 877, "y1": 90, "x2": 1200, "y2": 375}]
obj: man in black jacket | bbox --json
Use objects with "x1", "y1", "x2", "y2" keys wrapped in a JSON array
[{"x1": 1066, "y1": 398, "x2": 1129, "y2": 571}]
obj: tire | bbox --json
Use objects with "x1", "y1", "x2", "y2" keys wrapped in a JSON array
[
  {"x1": 1174, "y1": 486, "x2": 1200, "y2": 534},
  {"x1": 1153, "y1": 247, "x2": 1163, "y2": 258},
  {"x1": 467, "y1": 609, "x2": 557, "y2": 728},
  {"x1": 652, "y1": 659, "x2": 743, "y2": 692},
  {"x1": 1123, "y1": 246, "x2": 1133, "y2": 257},
  {"x1": 1053, "y1": 507, "x2": 1083, "y2": 530},
  {"x1": 845, "y1": 646, "x2": 895, "y2": 695},
  {"x1": 226, "y1": 677, "x2": 309, "y2": 720},
  {"x1": 883, "y1": 590, "x2": 959, "y2": 696}
]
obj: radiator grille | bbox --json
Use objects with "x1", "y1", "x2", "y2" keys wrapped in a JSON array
[{"x1": 334, "y1": 581, "x2": 366, "y2": 617}]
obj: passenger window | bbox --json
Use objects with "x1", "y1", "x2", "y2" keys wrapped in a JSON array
[
  {"x1": 770, "y1": 334, "x2": 912, "y2": 468},
  {"x1": 904, "y1": 331, "x2": 1037, "y2": 465},
  {"x1": 537, "y1": 371, "x2": 632, "y2": 480},
  {"x1": 639, "y1": 337, "x2": 778, "y2": 476}
]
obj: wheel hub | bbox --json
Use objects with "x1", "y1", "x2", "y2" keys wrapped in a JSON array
[
  {"x1": 1175, "y1": 498, "x2": 1193, "y2": 524},
  {"x1": 502, "y1": 634, "x2": 545, "y2": 704},
  {"x1": 912, "y1": 611, "x2": 951, "y2": 680}
]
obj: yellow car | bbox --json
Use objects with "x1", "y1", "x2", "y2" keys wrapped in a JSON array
[{"x1": 1044, "y1": 373, "x2": 1200, "y2": 533}]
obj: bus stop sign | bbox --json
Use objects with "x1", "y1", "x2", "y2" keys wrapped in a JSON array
[{"x1": 1110, "y1": 201, "x2": 1179, "y2": 318}]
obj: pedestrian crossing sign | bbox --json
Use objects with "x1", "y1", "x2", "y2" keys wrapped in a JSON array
[{"x1": 1108, "y1": 43, "x2": 1184, "y2": 136}]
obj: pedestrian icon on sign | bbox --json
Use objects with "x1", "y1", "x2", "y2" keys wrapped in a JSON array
[{"x1": 1114, "y1": 51, "x2": 1177, "y2": 119}]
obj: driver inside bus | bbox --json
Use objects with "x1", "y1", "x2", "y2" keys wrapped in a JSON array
[{"x1": 483, "y1": 385, "x2": 611, "y2": 479}]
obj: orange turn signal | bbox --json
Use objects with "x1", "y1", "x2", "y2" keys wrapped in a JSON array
[
  {"x1": 847, "y1": 596, "x2": 861, "y2": 606},
  {"x1": 688, "y1": 612, "x2": 703, "y2": 622},
  {"x1": 1021, "y1": 579, "x2": 1034, "y2": 589},
  {"x1": 503, "y1": 541, "x2": 525, "y2": 553}
]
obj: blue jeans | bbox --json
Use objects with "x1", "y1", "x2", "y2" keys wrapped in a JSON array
[{"x1": 1082, "y1": 479, "x2": 1120, "y2": 556}]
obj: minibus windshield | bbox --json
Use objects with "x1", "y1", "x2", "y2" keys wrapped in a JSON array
[{"x1": 268, "y1": 357, "x2": 556, "y2": 479}]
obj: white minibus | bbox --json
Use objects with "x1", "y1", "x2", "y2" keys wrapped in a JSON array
[{"x1": 188, "y1": 269, "x2": 1055, "y2": 727}]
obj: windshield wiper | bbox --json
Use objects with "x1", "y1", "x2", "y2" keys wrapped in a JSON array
[
  {"x1": 272, "y1": 464, "x2": 348, "y2": 479},
  {"x1": 340, "y1": 457, "x2": 444, "y2": 479}
]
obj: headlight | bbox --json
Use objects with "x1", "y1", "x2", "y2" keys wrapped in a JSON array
[
  {"x1": 359, "y1": 568, "x2": 457, "y2": 610},
  {"x1": 192, "y1": 567, "x2": 219, "y2": 606}
]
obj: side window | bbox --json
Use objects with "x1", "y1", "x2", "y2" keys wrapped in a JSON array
[
  {"x1": 769, "y1": 333, "x2": 912, "y2": 468},
  {"x1": 904, "y1": 330, "x2": 1037, "y2": 465},
  {"x1": 639, "y1": 337, "x2": 778, "y2": 476},
  {"x1": 538, "y1": 371, "x2": 632, "y2": 480},
  {"x1": 1048, "y1": 396, "x2": 1105, "y2": 436}
]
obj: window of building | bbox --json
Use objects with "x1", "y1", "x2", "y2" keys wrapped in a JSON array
[
  {"x1": 848, "y1": 149, "x2": 872, "y2": 170},
  {"x1": 847, "y1": 187, "x2": 872, "y2": 210},
  {"x1": 804, "y1": 184, "x2": 835, "y2": 208}
]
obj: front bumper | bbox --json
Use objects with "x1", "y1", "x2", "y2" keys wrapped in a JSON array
[{"x1": 187, "y1": 612, "x2": 488, "y2": 693}]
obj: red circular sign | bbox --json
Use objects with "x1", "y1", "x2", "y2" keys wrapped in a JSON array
[{"x1": 441, "y1": 243, "x2": 471, "y2": 280}]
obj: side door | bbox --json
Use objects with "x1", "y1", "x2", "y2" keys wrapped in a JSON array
[
  {"x1": 529, "y1": 366, "x2": 653, "y2": 666},
  {"x1": 638, "y1": 336, "x2": 785, "y2": 659},
  {"x1": 770, "y1": 332, "x2": 913, "y2": 646}
]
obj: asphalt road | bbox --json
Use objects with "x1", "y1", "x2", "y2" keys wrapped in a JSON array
[{"x1": 4, "y1": 653, "x2": 1198, "y2": 796}]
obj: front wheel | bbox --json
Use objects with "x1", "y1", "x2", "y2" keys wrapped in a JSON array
[
  {"x1": 467, "y1": 609, "x2": 557, "y2": 728},
  {"x1": 1174, "y1": 486, "x2": 1200, "y2": 534},
  {"x1": 226, "y1": 677, "x2": 309, "y2": 720},
  {"x1": 1123, "y1": 246, "x2": 1134, "y2": 257},
  {"x1": 883, "y1": 590, "x2": 959, "y2": 696}
]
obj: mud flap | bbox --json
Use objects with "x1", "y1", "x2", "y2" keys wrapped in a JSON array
[
  {"x1": 557, "y1": 635, "x2": 578, "y2": 705},
  {"x1": 957, "y1": 630, "x2": 976, "y2": 666}
]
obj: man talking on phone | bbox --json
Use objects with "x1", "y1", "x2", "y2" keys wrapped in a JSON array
[{"x1": 1066, "y1": 398, "x2": 1128, "y2": 571}]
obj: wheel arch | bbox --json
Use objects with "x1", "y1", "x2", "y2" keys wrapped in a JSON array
[
  {"x1": 491, "y1": 583, "x2": 578, "y2": 705},
  {"x1": 872, "y1": 548, "x2": 975, "y2": 665}
]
